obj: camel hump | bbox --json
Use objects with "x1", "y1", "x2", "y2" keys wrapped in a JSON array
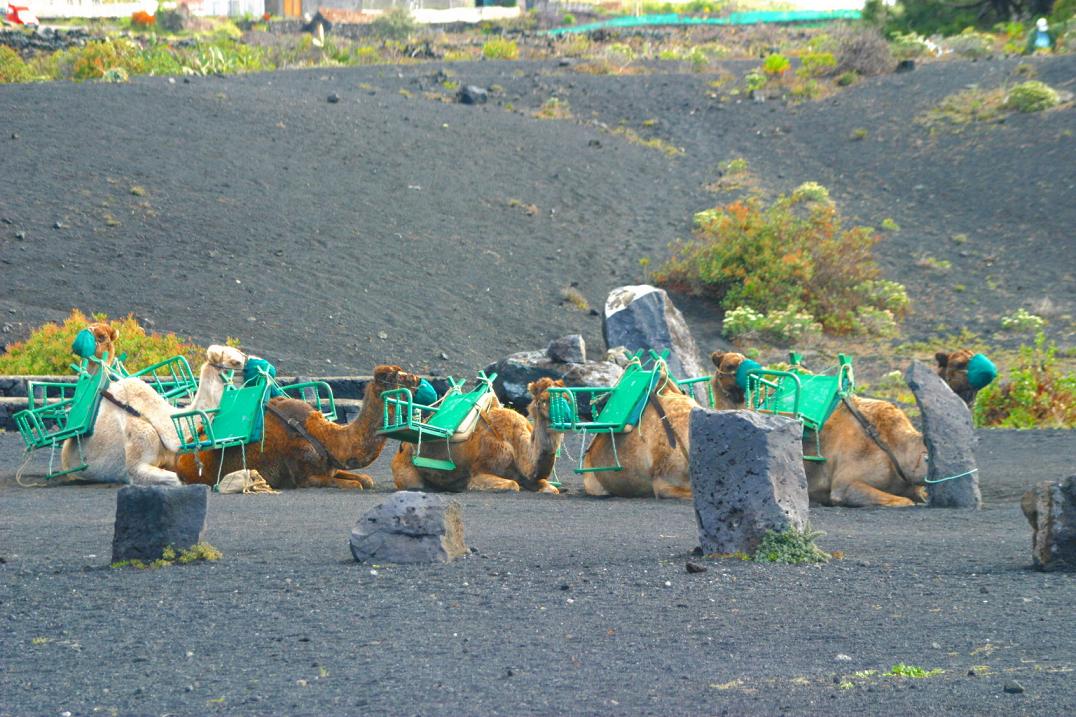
[{"x1": 267, "y1": 396, "x2": 318, "y2": 423}]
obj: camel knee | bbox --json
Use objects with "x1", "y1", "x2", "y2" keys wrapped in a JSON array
[
  {"x1": 653, "y1": 479, "x2": 692, "y2": 500},
  {"x1": 834, "y1": 480, "x2": 915, "y2": 508}
]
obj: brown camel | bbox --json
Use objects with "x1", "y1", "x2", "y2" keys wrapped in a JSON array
[
  {"x1": 392, "y1": 377, "x2": 565, "y2": 494},
  {"x1": 580, "y1": 370, "x2": 696, "y2": 500},
  {"x1": 709, "y1": 350, "x2": 927, "y2": 508},
  {"x1": 176, "y1": 365, "x2": 420, "y2": 489},
  {"x1": 85, "y1": 322, "x2": 120, "y2": 373},
  {"x1": 934, "y1": 349, "x2": 984, "y2": 407}
]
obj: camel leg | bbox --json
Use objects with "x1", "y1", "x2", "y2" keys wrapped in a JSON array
[
  {"x1": 833, "y1": 479, "x2": 916, "y2": 508},
  {"x1": 392, "y1": 452, "x2": 425, "y2": 491},
  {"x1": 652, "y1": 478, "x2": 692, "y2": 500},
  {"x1": 467, "y1": 472, "x2": 521, "y2": 492},
  {"x1": 127, "y1": 462, "x2": 182, "y2": 486},
  {"x1": 301, "y1": 471, "x2": 372, "y2": 490},
  {"x1": 535, "y1": 479, "x2": 560, "y2": 495},
  {"x1": 582, "y1": 471, "x2": 610, "y2": 497}
]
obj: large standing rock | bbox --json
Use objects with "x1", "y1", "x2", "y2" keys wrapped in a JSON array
[
  {"x1": 905, "y1": 360, "x2": 982, "y2": 509},
  {"x1": 112, "y1": 485, "x2": 209, "y2": 563},
  {"x1": 689, "y1": 408, "x2": 809, "y2": 555},
  {"x1": 349, "y1": 492, "x2": 467, "y2": 564},
  {"x1": 484, "y1": 336, "x2": 622, "y2": 414},
  {"x1": 1023, "y1": 476, "x2": 1076, "y2": 572},
  {"x1": 602, "y1": 285, "x2": 707, "y2": 403}
]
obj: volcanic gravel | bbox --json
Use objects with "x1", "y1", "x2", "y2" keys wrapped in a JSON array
[{"x1": 1, "y1": 429, "x2": 1073, "y2": 716}]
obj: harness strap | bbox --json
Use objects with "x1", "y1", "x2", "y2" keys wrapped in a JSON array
[
  {"x1": 102, "y1": 389, "x2": 142, "y2": 418},
  {"x1": 650, "y1": 392, "x2": 689, "y2": 462},
  {"x1": 840, "y1": 396, "x2": 916, "y2": 486},
  {"x1": 265, "y1": 402, "x2": 347, "y2": 472}
]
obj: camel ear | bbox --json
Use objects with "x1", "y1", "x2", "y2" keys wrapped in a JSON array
[
  {"x1": 109, "y1": 326, "x2": 120, "y2": 341},
  {"x1": 207, "y1": 345, "x2": 224, "y2": 364},
  {"x1": 711, "y1": 351, "x2": 726, "y2": 367},
  {"x1": 553, "y1": 379, "x2": 565, "y2": 387},
  {"x1": 935, "y1": 352, "x2": 949, "y2": 369}
]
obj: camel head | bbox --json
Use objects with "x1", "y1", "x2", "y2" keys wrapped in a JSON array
[
  {"x1": 205, "y1": 344, "x2": 247, "y2": 373},
  {"x1": 710, "y1": 350, "x2": 750, "y2": 406},
  {"x1": 87, "y1": 322, "x2": 119, "y2": 364},
  {"x1": 371, "y1": 365, "x2": 421, "y2": 393},
  {"x1": 935, "y1": 349, "x2": 996, "y2": 407},
  {"x1": 526, "y1": 377, "x2": 566, "y2": 423}
]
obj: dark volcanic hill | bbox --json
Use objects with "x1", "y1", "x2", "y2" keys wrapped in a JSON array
[{"x1": 1, "y1": 54, "x2": 1072, "y2": 375}]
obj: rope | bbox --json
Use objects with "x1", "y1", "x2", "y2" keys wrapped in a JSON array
[
  {"x1": 925, "y1": 467, "x2": 979, "y2": 484},
  {"x1": 14, "y1": 451, "x2": 45, "y2": 488}
]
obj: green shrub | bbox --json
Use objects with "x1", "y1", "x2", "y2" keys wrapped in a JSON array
[
  {"x1": 655, "y1": 183, "x2": 906, "y2": 334},
  {"x1": 753, "y1": 525, "x2": 830, "y2": 564},
  {"x1": 371, "y1": 8, "x2": 417, "y2": 41},
  {"x1": 889, "y1": 31, "x2": 930, "y2": 59},
  {"x1": 1004, "y1": 81, "x2": 1060, "y2": 113},
  {"x1": 798, "y1": 51, "x2": 836, "y2": 77},
  {"x1": 974, "y1": 333, "x2": 1076, "y2": 428},
  {"x1": 0, "y1": 309, "x2": 204, "y2": 375},
  {"x1": 744, "y1": 70, "x2": 766, "y2": 92},
  {"x1": 0, "y1": 46, "x2": 34, "y2": 83},
  {"x1": 833, "y1": 26, "x2": 893, "y2": 77},
  {"x1": 835, "y1": 70, "x2": 859, "y2": 86},
  {"x1": 888, "y1": 663, "x2": 943, "y2": 678},
  {"x1": 944, "y1": 29, "x2": 995, "y2": 59},
  {"x1": 111, "y1": 542, "x2": 222, "y2": 568},
  {"x1": 562, "y1": 13, "x2": 575, "y2": 25},
  {"x1": 722, "y1": 306, "x2": 822, "y2": 345},
  {"x1": 762, "y1": 53, "x2": 791, "y2": 76},
  {"x1": 482, "y1": 37, "x2": 519, "y2": 60},
  {"x1": 1000, "y1": 308, "x2": 1046, "y2": 332}
]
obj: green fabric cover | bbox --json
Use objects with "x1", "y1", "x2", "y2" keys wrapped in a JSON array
[
  {"x1": 71, "y1": 329, "x2": 97, "y2": 359},
  {"x1": 414, "y1": 379, "x2": 437, "y2": 406},
  {"x1": 736, "y1": 359, "x2": 763, "y2": 390},
  {"x1": 244, "y1": 357, "x2": 283, "y2": 397},
  {"x1": 967, "y1": 353, "x2": 998, "y2": 390}
]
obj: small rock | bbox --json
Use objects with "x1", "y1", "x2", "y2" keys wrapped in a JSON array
[
  {"x1": 439, "y1": 351, "x2": 449, "y2": 360},
  {"x1": 931, "y1": 642, "x2": 941, "y2": 649},
  {"x1": 835, "y1": 654, "x2": 852, "y2": 661},
  {"x1": 979, "y1": 586, "x2": 989, "y2": 594},
  {"x1": 296, "y1": 679, "x2": 309, "y2": 687},
  {"x1": 327, "y1": 93, "x2": 340, "y2": 103},
  {"x1": 588, "y1": 139, "x2": 602, "y2": 148},
  {"x1": 10, "y1": 133, "x2": 17, "y2": 140},
  {"x1": 349, "y1": 491, "x2": 467, "y2": 564},
  {"x1": 967, "y1": 669, "x2": 977, "y2": 677},
  {"x1": 1003, "y1": 680, "x2": 1024, "y2": 694},
  {"x1": 14, "y1": 231, "x2": 25, "y2": 240},
  {"x1": 53, "y1": 221, "x2": 63, "y2": 229},
  {"x1": 896, "y1": 59, "x2": 916, "y2": 73},
  {"x1": 457, "y1": 85, "x2": 488, "y2": 105},
  {"x1": 559, "y1": 583, "x2": 570, "y2": 591},
  {"x1": 691, "y1": 546, "x2": 703, "y2": 556},
  {"x1": 685, "y1": 562, "x2": 707, "y2": 574},
  {"x1": 377, "y1": 331, "x2": 388, "y2": 340}
]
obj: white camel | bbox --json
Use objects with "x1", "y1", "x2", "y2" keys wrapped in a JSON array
[{"x1": 61, "y1": 345, "x2": 247, "y2": 485}]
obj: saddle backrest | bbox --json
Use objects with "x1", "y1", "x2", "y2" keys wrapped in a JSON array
[
  {"x1": 426, "y1": 386, "x2": 491, "y2": 434},
  {"x1": 210, "y1": 383, "x2": 266, "y2": 442},
  {"x1": 64, "y1": 369, "x2": 107, "y2": 431},
  {"x1": 594, "y1": 366, "x2": 656, "y2": 428}
]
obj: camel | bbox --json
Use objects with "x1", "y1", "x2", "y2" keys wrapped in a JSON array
[
  {"x1": 176, "y1": 365, "x2": 421, "y2": 490},
  {"x1": 709, "y1": 350, "x2": 927, "y2": 507},
  {"x1": 60, "y1": 344, "x2": 247, "y2": 485},
  {"x1": 580, "y1": 370, "x2": 696, "y2": 500},
  {"x1": 391, "y1": 377, "x2": 565, "y2": 494},
  {"x1": 80, "y1": 322, "x2": 120, "y2": 373},
  {"x1": 934, "y1": 349, "x2": 995, "y2": 407}
]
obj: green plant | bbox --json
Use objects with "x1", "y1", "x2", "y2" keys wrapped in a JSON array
[
  {"x1": 111, "y1": 542, "x2": 222, "y2": 569},
  {"x1": 888, "y1": 663, "x2": 944, "y2": 678},
  {"x1": 720, "y1": 157, "x2": 749, "y2": 175},
  {"x1": 921, "y1": 86, "x2": 1008, "y2": 126},
  {"x1": 945, "y1": 29, "x2": 995, "y2": 59},
  {"x1": 855, "y1": 279, "x2": 910, "y2": 314},
  {"x1": 850, "y1": 127, "x2": 868, "y2": 140},
  {"x1": 880, "y1": 217, "x2": 900, "y2": 231},
  {"x1": 1000, "y1": 308, "x2": 1046, "y2": 332},
  {"x1": 562, "y1": 12, "x2": 575, "y2": 24},
  {"x1": 744, "y1": 71, "x2": 766, "y2": 92},
  {"x1": 889, "y1": 31, "x2": 931, "y2": 59},
  {"x1": 1004, "y1": 81, "x2": 1060, "y2": 112},
  {"x1": 535, "y1": 97, "x2": 570, "y2": 119},
  {"x1": 762, "y1": 53, "x2": 791, "y2": 76},
  {"x1": 974, "y1": 333, "x2": 1076, "y2": 428},
  {"x1": 721, "y1": 305, "x2": 822, "y2": 345},
  {"x1": 798, "y1": 51, "x2": 836, "y2": 77},
  {"x1": 371, "y1": 8, "x2": 418, "y2": 42},
  {"x1": 0, "y1": 46, "x2": 34, "y2": 83},
  {"x1": 482, "y1": 37, "x2": 520, "y2": 60},
  {"x1": 835, "y1": 70, "x2": 859, "y2": 86},
  {"x1": 560, "y1": 286, "x2": 590, "y2": 311},
  {"x1": 655, "y1": 184, "x2": 905, "y2": 334},
  {"x1": 916, "y1": 255, "x2": 952, "y2": 272},
  {"x1": 753, "y1": 525, "x2": 830, "y2": 564},
  {"x1": 0, "y1": 309, "x2": 203, "y2": 375}
]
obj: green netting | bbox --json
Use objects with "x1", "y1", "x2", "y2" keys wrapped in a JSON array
[{"x1": 545, "y1": 9, "x2": 861, "y2": 36}]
